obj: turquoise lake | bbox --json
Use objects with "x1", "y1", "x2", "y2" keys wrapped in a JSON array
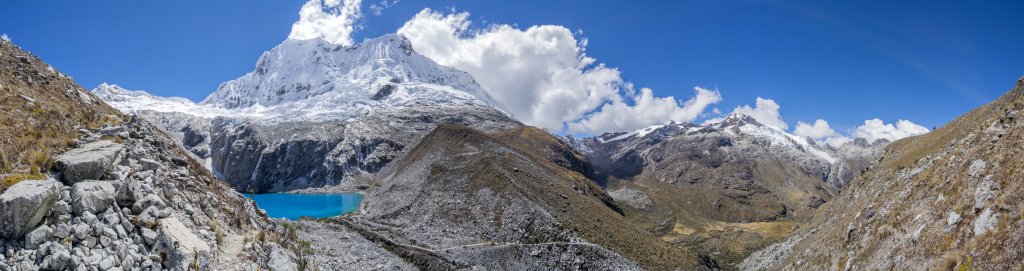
[{"x1": 246, "y1": 193, "x2": 363, "y2": 220}]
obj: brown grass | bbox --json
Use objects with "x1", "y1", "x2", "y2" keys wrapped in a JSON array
[{"x1": 0, "y1": 39, "x2": 125, "y2": 192}]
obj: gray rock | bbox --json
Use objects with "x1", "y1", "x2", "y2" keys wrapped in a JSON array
[
  {"x1": 131, "y1": 194, "x2": 165, "y2": 215},
  {"x1": 101, "y1": 226, "x2": 117, "y2": 238},
  {"x1": 98, "y1": 256, "x2": 115, "y2": 270},
  {"x1": 42, "y1": 248, "x2": 72, "y2": 270},
  {"x1": 606, "y1": 187, "x2": 654, "y2": 210},
  {"x1": 0, "y1": 179, "x2": 61, "y2": 239},
  {"x1": 153, "y1": 218, "x2": 211, "y2": 270},
  {"x1": 138, "y1": 158, "x2": 160, "y2": 172},
  {"x1": 267, "y1": 244, "x2": 298, "y2": 271},
  {"x1": 16, "y1": 260, "x2": 36, "y2": 271},
  {"x1": 73, "y1": 224, "x2": 91, "y2": 240},
  {"x1": 81, "y1": 236, "x2": 97, "y2": 248},
  {"x1": 99, "y1": 236, "x2": 112, "y2": 248},
  {"x1": 968, "y1": 159, "x2": 987, "y2": 177},
  {"x1": 71, "y1": 181, "x2": 116, "y2": 216},
  {"x1": 24, "y1": 225, "x2": 52, "y2": 249},
  {"x1": 55, "y1": 141, "x2": 124, "y2": 184},
  {"x1": 53, "y1": 223, "x2": 71, "y2": 239},
  {"x1": 974, "y1": 175, "x2": 1000, "y2": 210},
  {"x1": 80, "y1": 211, "x2": 98, "y2": 224},
  {"x1": 140, "y1": 228, "x2": 158, "y2": 246},
  {"x1": 53, "y1": 200, "x2": 71, "y2": 215},
  {"x1": 974, "y1": 208, "x2": 1000, "y2": 235}
]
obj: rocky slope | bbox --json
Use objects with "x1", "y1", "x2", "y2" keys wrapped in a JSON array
[
  {"x1": 0, "y1": 38, "x2": 310, "y2": 271},
  {"x1": 567, "y1": 113, "x2": 885, "y2": 266},
  {"x1": 0, "y1": 39, "x2": 121, "y2": 193},
  {"x1": 742, "y1": 76, "x2": 1024, "y2": 270},
  {"x1": 340, "y1": 124, "x2": 716, "y2": 270},
  {"x1": 95, "y1": 34, "x2": 519, "y2": 193}
]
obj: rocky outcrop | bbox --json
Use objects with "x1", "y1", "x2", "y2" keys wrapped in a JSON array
[
  {"x1": 824, "y1": 138, "x2": 889, "y2": 188},
  {"x1": 0, "y1": 38, "x2": 300, "y2": 271},
  {"x1": 0, "y1": 179, "x2": 61, "y2": 239},
  {"x1": 54, "y1": 141, "x2": 124, "y2": 184},
  {"x1": 153, "y1": 217, "x2": 212, "y2": 269},
  {"x1": 0, "y1": 119, "x2": 298, "y2": 271},
  {"x1": 70, "y1": 181, "x2": 116, "y2": 216}
]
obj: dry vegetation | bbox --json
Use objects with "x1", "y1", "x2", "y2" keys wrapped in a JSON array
[
  {"x1": 0, "y1": 39, "x2": 124, "y2": 192},
  {"x1": 747, "y1": 77, "x2": 1024, "y2": 270}
]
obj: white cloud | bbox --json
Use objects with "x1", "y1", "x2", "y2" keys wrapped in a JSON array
[
  {"x1": 822, "y1": 136, "x2": 852, "y2": 147},
  {"x1": 397, "y1": 9, "x2": 719, "y2": 133},
  {"x1": 288, "y1": 0, "x2": 363, "y2": 46},
  {"x1": 793, "y1": 119, "x2": 838, "y2": 139},
  {"x1": 853, "y1": 118, "x2": 929, "y2": 142},
  {"x1": 369, "y1": 0, "x2": 399, "y2": 16},
  {"x1": 568, "y1": 87, "x2": 722, "y2": 134},
  {"x1": 726, "y1": 97, "x2": 788, "y2": 130},
  {"x1": 793, "y1": 119, "x2": 852, "y2": 147}
]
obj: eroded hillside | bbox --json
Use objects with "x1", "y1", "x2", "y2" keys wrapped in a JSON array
[{"x1": 743, "y1": 76, "x2": 1024, "y2": 270}]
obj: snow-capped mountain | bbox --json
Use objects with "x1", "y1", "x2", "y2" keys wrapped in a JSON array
[
  {"x1": 93, "y1": 83, "x2": 228, "y2": 118},
  {"x1": 200, "y1": 34, "x2": 498, "y2": 117},
  {"x1": 566, "y1": 112, "x2": 886, "y2": 258},
  {"x1": 96, "y1": 34, "x2": 519, "y2": 193}
]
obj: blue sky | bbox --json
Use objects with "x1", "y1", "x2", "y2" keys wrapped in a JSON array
[{"x1": 2, "y1": 1, "x2": 1023, "y2": 136}]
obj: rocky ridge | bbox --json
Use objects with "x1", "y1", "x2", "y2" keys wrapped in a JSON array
[
  {"x1": 741, "y1": 76, "x2": 1024, "y2": 270},
  {"x1": 565, "y1": 113, "x2": 886, "y2": 267},
  {"x1": 339, "y1": 124, "x2": 713, "y2": 270}
]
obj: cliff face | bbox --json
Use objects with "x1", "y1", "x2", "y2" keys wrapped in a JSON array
[
  {"x1": 743, "y1": 77, "x2": 1024, "y2": 271},
  {"x1": 202, "y1": 105, "x2": 518, "y2": 193}
]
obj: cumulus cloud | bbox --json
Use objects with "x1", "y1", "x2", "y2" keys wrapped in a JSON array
[
  {"x1": 397, "y1": 9, "x2": 720, "y2": 133},
  {"x1": 793, "y1": 119, "x2": 839, "y2": 139},
  {"x1": 289, "y1": 0, "x2": 363, "y2": 46},
  {"x1": 793, "y1": 119, "x2": 851, "y2": 147},
  {"x1": 719, "y1": 97, "x2": 788, "y2": 130},
  {"x1": 369, "y1": 0, "x2": 399, "y2": 16},
  {"x1": 853, "y1": 118, "x2": 930, "y2": 142},
  {"x1": 718, "y1": 97, "x2": 929, "y2": 147},
  {"x1": 568, "y1": 87, "x2": 722, "y2": 133}
]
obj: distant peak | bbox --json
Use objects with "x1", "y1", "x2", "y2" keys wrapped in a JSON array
[
  {"x1": 717, "y1": 113, "x2": 763, "y2": 127},
  {"x1": 92, "y1": 83, "x2": 146, "y2": 98}
]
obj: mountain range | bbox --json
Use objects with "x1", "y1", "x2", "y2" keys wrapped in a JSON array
[{"x1": 1, "y1": 14, "x2": 1020, "y2": 270}]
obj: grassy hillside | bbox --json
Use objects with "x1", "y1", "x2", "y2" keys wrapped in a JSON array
[{"x1": 0, "y1": 39, "x2": 124, "y2": 191}]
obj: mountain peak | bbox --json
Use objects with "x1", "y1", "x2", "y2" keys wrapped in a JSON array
[
  {"x1": 93, "y1": 83, "x2": 151, "y2": 100},
  {"x1": 200, "y1": 34, "x2": 496, "y2": 110},
  {"x1": 716, "y1": 113, "x2": 764, "y2": 128}
]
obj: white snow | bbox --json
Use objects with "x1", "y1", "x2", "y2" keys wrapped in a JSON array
[
  {"x1": 606, "y1": 124, "x2": 665, "y2": 142},
  {"x1": 600, "y1": 113, "x2": 837, "y2": 163},
  {"x1": 733, "y1": 118, "x2": 836, "y2": 164},
  {"x1": 95, "y1": 34, "x2": 505, "y2": 125}
]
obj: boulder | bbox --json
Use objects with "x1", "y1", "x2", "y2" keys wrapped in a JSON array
[
  {"x1": 24, "y1": 225, "x2": 52, "y2": 249},
  {"x1": 55, "y1": 141, "x2": 124, "y2": 184},
  {"x1": 0, "y1": 179, "x2": 61, "y2": 239},
  {"x1": 267, "y1": 244, "x2": 298, "y2": 271},
  {"x1": 153, "y1": 217, "x2": 212, "y2": 270},
  {"x1": 71, "y1": 181, "x2": 116, "y2": 216}
]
